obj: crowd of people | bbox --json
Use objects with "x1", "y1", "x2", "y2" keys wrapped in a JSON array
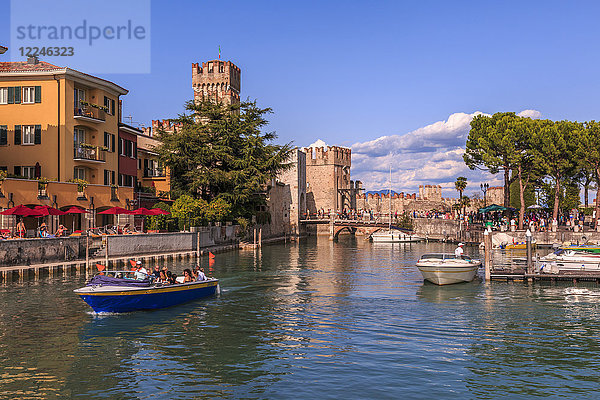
[{"x1": 129, "y1": 260, "x2": 208, "y2": 284}]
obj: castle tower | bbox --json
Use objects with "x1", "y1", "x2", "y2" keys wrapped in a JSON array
[{"x1": 192, "y1": 60, "x2": 241, "y2": 105}]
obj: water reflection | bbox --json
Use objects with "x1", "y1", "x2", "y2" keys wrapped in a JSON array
[{"x1": 1, "y1": 239, "x2": 600, "y2": 398}]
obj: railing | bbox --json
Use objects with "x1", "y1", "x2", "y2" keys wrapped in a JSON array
[
  {"x1": 74, "y1": 106, "x2": 106, "y2": 122},
  {"x1": 144, "y1": 168, "x2": 165, "y2": 178},
  {"x1": 73, "y1": 145, "x2": 106, "y2": 162}
]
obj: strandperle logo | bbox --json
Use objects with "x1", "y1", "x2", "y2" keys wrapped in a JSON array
[
  {"x1": 15, "y1": 20, "x2": 147, "y2": 46},
  {"x1": 10, "y1": 0, "x2": 151, "y2": 74}
]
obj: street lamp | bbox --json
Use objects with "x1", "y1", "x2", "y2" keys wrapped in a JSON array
[{"x1": 480, "y1": 183, "x2": 489, "y2": 207}]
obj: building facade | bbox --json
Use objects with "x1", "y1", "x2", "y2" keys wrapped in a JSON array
[{"x1": 0, "y1": 58, "x2": 134, "y2": 231}]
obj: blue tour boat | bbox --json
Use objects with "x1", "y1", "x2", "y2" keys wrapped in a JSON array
[{"x1": 74, "y1": 271, "x2": 219, "y2": 313}]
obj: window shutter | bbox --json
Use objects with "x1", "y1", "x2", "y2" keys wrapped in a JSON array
[
  {"x1": 14, "y1": 125, "x2": 21, "y2": 145},
  {"x1": 111, "y1": 99, "x2": 115, "y2": 116},
  {"x1": 14, "y1": 87, "x2": 21, "y2": 104},
  {"x1": 143, "y1": 159, "x2": 148, "y2": 175},
  {"x1": 34, "y1": 86, "x2": 41, "y2": 103},
  {"x1": 111, "y1": 171, "x2": 115, "y2": 185},
  {"x1": 118, "y1": 138, "x2": 122, "y2": 155},
  {"x1": 134, "y1": 143, "x2": 137, "y2": 158},
  {"x1": 14, "y1": 166, "x2": 21, "y2": 176},
  {"x1": 0, "y1": 126, "x2": 6, "y2": 145},
  {"x1": 111, "y1": 134, "x2": 115, "y2": 152},
  {"x1": 7, "y1": 87, "x2": 14, "y2": 104},
  {"x1": 34, "y1": 125, "x2": 41, "y2": 144}
]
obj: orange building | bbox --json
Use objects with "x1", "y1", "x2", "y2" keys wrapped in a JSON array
[{"x1": 0, "y1": 57, "x2": 134, "y2": 233}]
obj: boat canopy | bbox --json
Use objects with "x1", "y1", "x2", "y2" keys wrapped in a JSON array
[{"x1": 86, "y1": 274, "x2": 151, "y2": 287}]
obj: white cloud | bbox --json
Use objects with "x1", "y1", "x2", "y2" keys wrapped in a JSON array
[
  {"x1": 350, "y1": 110, "x2": 539, "y2": 197},
  {"x1": 517, "y1": 109, "x2": 542, "y2": 119},
  {"x1": 307, "y1": 139, "x2": 328, "y2": 148}
]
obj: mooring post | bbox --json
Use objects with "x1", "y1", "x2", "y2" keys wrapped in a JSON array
[
  {"x1": 105, "y1": 236, "x2": 109, "y2": 267},
  {"x1": 196, "y1": 231, "x2": 200, "y2": 259},
  {"x1": 526, "y1": 229, "x2": 533, "y2": 277},
  {"x1": 85, "y1": 232, "x2": 89, "y2": 270},
  {"x1": 253, "y1": 228, "x2": 257, "y2": 247},
  {"x1": 329, "y1": 213, "x2": 335, "y2": 241},
  {"x1": 259, "y1": 228, "x2": 262, "y2": 247},
  {"x1": 484, "y1": 228, "x2": 491, "y2": 282}
]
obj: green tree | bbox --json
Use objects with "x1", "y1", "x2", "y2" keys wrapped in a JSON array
[
  {"x1": 156, "y1": 100, "x2": 293, "y2": 221},
  {"x1": 578, "y1": 121, "x2": 600, "y2": 226},
  {"x1": 454, "y1": 176, "x2": 467, "y2": 216},
  {"x1": 535, "y1": 120, "x2": 581, "y2": 222},
  {"x1": 464, "y1": 112, "x2": 519, "y2": 208}
]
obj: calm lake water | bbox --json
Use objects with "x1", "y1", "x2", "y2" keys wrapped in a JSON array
[{"x1": 1, "y1": 237, "x2": 600, "y2": 399}]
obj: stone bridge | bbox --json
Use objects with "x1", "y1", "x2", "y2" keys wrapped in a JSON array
[{"x1": 300, "y1": 217, "x2": 412, "y2": 240}]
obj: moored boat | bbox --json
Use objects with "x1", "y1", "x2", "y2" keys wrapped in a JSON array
[
  {"x1": 416, "y1": 253, "x2": 481, "y2": 285},
  {"x1": 74, "y1": 271, "x2": 219, "y2": 313},
  {"x1": 539, "y1": 249, "x2": 600, "y2": 272},
  {"x1": 371, "y1": 230, "x2": 423, "y2": 243}
]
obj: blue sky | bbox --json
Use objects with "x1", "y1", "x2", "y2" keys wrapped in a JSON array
[{"x1": 2, "y1": 0, "x2": 600, "y2": 196}]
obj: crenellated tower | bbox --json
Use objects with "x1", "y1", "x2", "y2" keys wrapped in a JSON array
[{"x1": 192, "y1": 60, "x2": 241, "y2": 105}]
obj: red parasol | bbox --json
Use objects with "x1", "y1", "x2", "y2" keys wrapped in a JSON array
[
  {"x1": 64, "y1": 206, "x2": 88, "y2": 214},
  {"x1": 98, "y1": 207, "x2": 132, "y2": 215},
  {"x1": 150, "y1": 208, "x2": 170, "y2": 215},
  {"x1": 33, "y1": 205, "x2": 67, "y2": 216},
  {"x1": 0, "y1": 205, "x2": 43, "y2": 216},
  {"x1": 130, "y1": 207, "x2": 158, "y2": 216}
]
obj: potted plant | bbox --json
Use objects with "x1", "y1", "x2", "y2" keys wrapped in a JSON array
[
  {"x1": 110, "y1": 184, "x2": 119, "y2": 200},
  {"x1": 37, "y1": 177, "x2": 49, "y2": 198},
  {"x1": 69, "y1": 178, "x2": 88, "y2": 198}
]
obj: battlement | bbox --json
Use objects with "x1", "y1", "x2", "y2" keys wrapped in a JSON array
[
  {"x1": 192, "y1": 59, "x2": 241, "y2": 105},
  {"x1": 302, "y1": 145, "x2": 351, "y2": 167},
  {"x1": 152, "y1": 119, "x2": 182, "y2": 133}
]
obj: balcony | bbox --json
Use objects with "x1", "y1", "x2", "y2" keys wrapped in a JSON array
[
  {"x1": 144, "y1": 168, "x2": 166, "y2": 178},
  {"x1": 74, "y1": 145, "x2": 106, "y2": 163},
  {"x1": 74, "y1": 106, "x2": 106, "y2": 123}
]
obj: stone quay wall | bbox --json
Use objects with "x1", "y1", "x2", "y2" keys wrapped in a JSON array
[
  {"x1": 0, "y1": 226, "x2": 240, "y2": 267},
  {"x1": 0, "y1": 237, "x2": 86, "y2": 267}
]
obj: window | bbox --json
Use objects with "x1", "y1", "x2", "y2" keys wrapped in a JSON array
[
  {"x1": 104, "y1": 170, "x2": 110, "y2": 186},
  {"x1": 138, "y1": 158, "x2": 142, "y2": 169},
  {"x1": 0, "y1": 125, "x2": 6, "y2": 145},
  {"x1": 22, "y1": 166, "x2": 35, "y2": 179},
  {"x1": 74, "y1": 88, "x2": 85, "y2": 110},
  {"x1": 22, "y1": 87, "x2": 35, "y2": 104},
  {"x1": 74, "y1": 167, "x2": 85, "y2": 181},
  {"x1": 208, "y1": 62, "x2": 213, "y2": 73},
  {"x1": 104, "y1": 96, "x2": 115, "y2": 115},
  {"x1": 104, "y1": 132, "x2": 111, "y2": 151},
  {"x1": 74, "y1": 128, "x2": 85, "y2": 147},
  {"x1": 22, "y1": 125, "x2": 35, "y2": 144},
  {"x1": 0, "y1": 88, "x2": 7, "y2": 104}
]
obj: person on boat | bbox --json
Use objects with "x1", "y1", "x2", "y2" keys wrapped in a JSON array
[
  {"x1": 159, "y1": 270, "x2": 168, "y2": 283},
  {"x1": 152, "y1": 265, "x2": 161, "y2": 279},
  {"x1": 183, "y1": 269, "x2": 193, "y2": 283},
  {"x1": 455, "y1": 243, "x2": 464, "y2": 258},
  {"x1": 195, "y1": 267, "x2": 207, "y2": 281},
  {"x1": 134, "y1": 261, "x2": 148, "y2": 280}
]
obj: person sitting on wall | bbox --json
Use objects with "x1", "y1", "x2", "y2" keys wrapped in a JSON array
[
  {"x1": 16, "y1": 219, "x2": 26, "y2": 238},
  {"x1": 55, "y1": 224, "x2": 67, "y2": 237},
  {"x1": 39, "y1": 222, "x2": 49, "y2": 238}
]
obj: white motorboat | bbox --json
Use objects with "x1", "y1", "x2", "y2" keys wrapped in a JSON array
[
  {"x1": 371, "y1": 230, "x2": 423, "y2": 243},
  {"x1": 539, "y1": 249, "x2": 600, "y2": 273},
  {"x1": 416, "y1": 253, "x2": 481, "y2": 285}
]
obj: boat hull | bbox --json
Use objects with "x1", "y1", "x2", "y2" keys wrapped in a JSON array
[
  {"x1": 75, "y1": 280, "x2": 219, "y2": 313},
  {"x1": 416, "y1": 264, "x2": 479, "y2": 285}
]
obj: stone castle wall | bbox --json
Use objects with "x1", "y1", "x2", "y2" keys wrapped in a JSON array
[{"x1": 192, "y1": 60, "x2": 241, "y2": 105}]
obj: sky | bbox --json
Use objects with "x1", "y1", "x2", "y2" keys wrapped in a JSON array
[{"x1": 3, "y1": 0, "x2": 600, "y2": 197}]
